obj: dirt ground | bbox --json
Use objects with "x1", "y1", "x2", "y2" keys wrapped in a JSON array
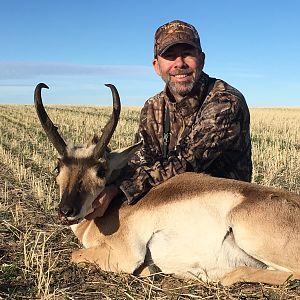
[{"x1": 1, "y1": 161, "x2": 300, "y2": 300}]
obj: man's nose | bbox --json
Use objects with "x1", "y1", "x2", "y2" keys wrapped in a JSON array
[{"x1": 173, "y1": 56, "x2": 186, "y2": 67}]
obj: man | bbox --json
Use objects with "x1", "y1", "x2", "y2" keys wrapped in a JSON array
[{"x1": 86, "y1": 20, "x2": 252, "y2": 219}]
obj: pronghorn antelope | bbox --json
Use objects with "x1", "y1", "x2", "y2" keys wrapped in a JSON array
[{"x1": 34, "y1": 83, "x2": 300, "y2": 286}]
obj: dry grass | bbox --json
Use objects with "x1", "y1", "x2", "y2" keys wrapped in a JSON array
[
  {"x1": 0, "y1": 104, "x2": 299, "y2": 299},
  {"x1": 251, "y1": 107, "x2": 300, "y2": 192}
]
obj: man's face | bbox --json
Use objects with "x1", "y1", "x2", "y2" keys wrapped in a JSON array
[{"x1": 153, "y1": 44, "x2": 205, "y2": 99}]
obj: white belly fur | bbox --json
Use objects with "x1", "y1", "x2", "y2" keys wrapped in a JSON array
[
  {"x1": 142, "y1": 191, "x2": 266, "y2": 281},
  {"x1": 71, "y1": 190, "x2": 267, "y2": 281}
]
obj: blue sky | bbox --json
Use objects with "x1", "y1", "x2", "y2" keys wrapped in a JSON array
[{"x1": 1, "y1": 0, "x2": 299, "y2": 107}]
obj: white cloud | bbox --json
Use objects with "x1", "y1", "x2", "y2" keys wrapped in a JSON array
[{"x1": 0, "y1": 61, "x2": 152, "y2": 81}]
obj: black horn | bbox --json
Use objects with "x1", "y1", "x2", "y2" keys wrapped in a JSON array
[
  {"x1": 93, "y1": 84, "x2": 121, "y2": 160},
  {"x1": 34, "y1": 83, "x2": 67, "y2": 156}
]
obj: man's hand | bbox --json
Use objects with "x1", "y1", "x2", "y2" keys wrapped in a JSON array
[{"x1": 85, "y1": 185, "x2": 120, "y2": 220}]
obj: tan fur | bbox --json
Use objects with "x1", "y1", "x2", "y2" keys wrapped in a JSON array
[
  {"x1": 64, "y1": 166, "x2": 300, "y2": 286},
  {"x1": 221, "y1": 267, "x2": 300, "y2": 286},
  {"x1": 51, "y1": 145, "x2": 300, "y2": 286}
]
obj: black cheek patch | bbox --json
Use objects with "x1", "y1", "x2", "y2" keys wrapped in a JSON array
[{"x1": 96, "y1": 165, "x2": 106, "y2": 178}]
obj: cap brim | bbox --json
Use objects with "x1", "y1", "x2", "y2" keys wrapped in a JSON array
[{"x1": 158, "y1": 40, "x2": 201, "y2": 56}]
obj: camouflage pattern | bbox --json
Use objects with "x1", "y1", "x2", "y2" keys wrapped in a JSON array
[
  {"x1": 154, "y1": 20, "x2": 202, "y2": 57},
  {"x1": 119, "y1": 72, "x2": 252, "y2": 204}
]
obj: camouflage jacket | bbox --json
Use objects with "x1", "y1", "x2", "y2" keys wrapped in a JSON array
[{"x1": 119, "y1": 72, "x2": 252, "y2": 204}]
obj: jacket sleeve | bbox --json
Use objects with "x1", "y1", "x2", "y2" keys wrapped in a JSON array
[
  {"x1": 179, "y1": 90, "x2": 246, "y2": 172},
  {"x1": 119, "y1": 104, "x2": 187, "y2": 204}
]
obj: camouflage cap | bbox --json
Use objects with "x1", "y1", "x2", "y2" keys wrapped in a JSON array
[{"x1": 154, "y1": 20, "x2": 202, "y2": 57}]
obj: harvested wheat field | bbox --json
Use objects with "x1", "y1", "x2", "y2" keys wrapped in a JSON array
[{"x1": 0, "y1": 104, "x2": 299, "y2": 299}]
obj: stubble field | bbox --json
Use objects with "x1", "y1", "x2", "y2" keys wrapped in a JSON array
[{"x1": 0, "y1": 104, "x2": 299, "y2": 299}]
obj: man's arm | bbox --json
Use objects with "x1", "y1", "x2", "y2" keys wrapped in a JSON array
[
  {"x1": 119, "y1": 103, "x2": 188, "y2": 204},
  {"x1": 119, "y1": 149, "x2": 187, "y2": 204}
]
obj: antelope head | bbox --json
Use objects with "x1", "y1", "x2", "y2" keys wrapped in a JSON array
[{"x1": 34, "y1": 83, "x2": 141, "y2": 224}]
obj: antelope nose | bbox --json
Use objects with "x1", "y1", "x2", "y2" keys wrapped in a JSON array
[{"x1": 59, "y1": 204, "x2": 77, "y2": 217}]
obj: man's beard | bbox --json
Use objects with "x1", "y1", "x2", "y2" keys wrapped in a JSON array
[{"x1": 161, "y1": 68, "x2": 201, "y2": 97}]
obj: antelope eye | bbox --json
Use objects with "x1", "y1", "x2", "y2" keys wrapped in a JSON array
[
  {"x1": 96, "y1": 165, "x2": 106, "y2": 178},
  {"x1": 53, "y1": 159, "x2": 63, "y2": 174},
  {"x1": 53, "y1": 165, "x2": 60, "y2": 174},
  {"x1": 77, "y1": 180, "x2": 83, "y2": 193}
]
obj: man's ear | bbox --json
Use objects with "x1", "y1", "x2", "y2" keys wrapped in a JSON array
[
  {"x1": 198, "y1": 51, "x2": 205, "y2": 69},
  {"x1": 153, "y1": 58, "x2": 161, "y2": 76},
  {"x1": 106, "y1": 141, "x2": 143, "y2": 175}
]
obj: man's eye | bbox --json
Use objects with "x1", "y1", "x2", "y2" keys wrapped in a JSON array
[
  {"x1": 182, "y1": 51, "x2": 193, "y2": 57},
  {"x1": 162, "y1": 55, "x2": 173, "y2": 61},
  {"x1": 161, "y1": 52, "x2": 176, "y2": 60}
]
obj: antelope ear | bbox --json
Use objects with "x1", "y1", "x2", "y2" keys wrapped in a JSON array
[{"x1": 106, "y1": 141, "x2": 142, "y2": 172}]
